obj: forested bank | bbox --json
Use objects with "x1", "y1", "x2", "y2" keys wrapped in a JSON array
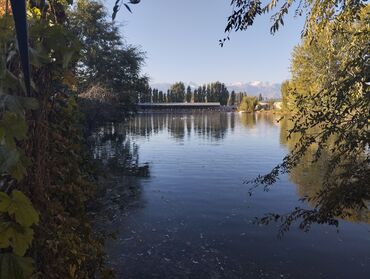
[
  {"x1": 142, "y1": 81, "x2": 267, "y2": 107},
  {"x1": 0, "y1": 0, "x2": 146, "y2": 278}
]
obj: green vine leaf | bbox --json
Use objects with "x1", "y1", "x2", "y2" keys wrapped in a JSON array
[
  {"x1": 0, "y1": 112, "x2": 27, "y2": 148},
  {"x1": 0, "y1": 221, "x2": 33, "y2": 256},
  {"x1": 0, "y1": 253, "x2": 34, "y2": 279},
  {"x1": 10, "y1": 226, "x2": 34, "y2": 256},
  {"x1": 0, "y1": 221, "x2": 11, "y2": 249},
  {"x1": 0, "y1": 192, "x2": 11, "y2": 212},
  {"x1": 8, "y1": 190, "x2": 39, "y2": 227},
  {"x1": 9, "y1": 161, "x2": 27, "y2": 182}
]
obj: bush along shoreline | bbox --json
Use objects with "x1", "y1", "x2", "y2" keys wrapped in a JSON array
[{"x1": 0, "y1": 1, "x2": 146, "y2": 278}]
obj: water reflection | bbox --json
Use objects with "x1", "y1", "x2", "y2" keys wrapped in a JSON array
[
  {"x1": 89, "y1": 123, "x2": 148, "y2": 229},
  {"x1": 126, "y1": 112, "x2": 238, "y2": 141},
  {"x1": 279, "y1": 118, "x2": 370, "y2": 224},
  {"x1": 90, "y1": 123, "x2": 149, "y2": 176},
  {"x1": 93, "y1": 112, "x2": 370, "y2": 279}
]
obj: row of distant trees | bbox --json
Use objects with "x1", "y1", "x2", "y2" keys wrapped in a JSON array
[{"x1": 138, "y1": 81, "x2": 264, "y2": 106}]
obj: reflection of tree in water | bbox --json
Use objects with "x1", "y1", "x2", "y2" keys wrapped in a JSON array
[
  {"x1": 89, "y1": 123, "x2": 149, "y2": 226},
  {"x1": 239, "y1": 112, "x2": 278, "y2": 129},
  {"x1": 90, "y1": 123, "x2": 149, "y2": 176},
  {"x1": 198, "y1": 113, "x2": 228, "y2": 141},
  {"x1": 230, "y1": 112, "x2": 235, "y2": 132},
  {"x1": 279, "y1": 118, "x2": 370, "y2": 224},
  {"x1": 126, "y1": 113, "x2": 230, "y2": 141},
  {"x1": 239, "y1": 113, "x2": 257, "y2": 128}
]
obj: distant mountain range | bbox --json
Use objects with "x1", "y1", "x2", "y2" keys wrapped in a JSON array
[{"x1": 150, "y1": 81, "x2": 282, "y2": 99}]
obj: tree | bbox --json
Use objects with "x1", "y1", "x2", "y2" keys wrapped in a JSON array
[
  {"x1": 223, "y1": 1, "x2": 366, "y2": 45},
  {"x1": 70, "y1": 0, "x2": 147, "y2": 105},
  {"x1": 238, "y1": 96, "x2": 257, "y2": 112},
  {"x1": 158, "y1": 90, "x2": 164, "y2": 103},
  {"x1": 0, "y1": 0, "x2": 114, "y2": 277},
  {"x1": 219, "y1": 83, "x2": 229, "y2": 105},
  {"x1": 193, "y1": 89, "x2": 199, "y2": 103},
  {"x1": 170, "y1": 82, "x2": 186, "y2": 102},
  {"x1": 280, "y1": 80, "x2": 294, "y2": 112},
  {"x1": 166, "y1": 89, "x2": 171, "y2": 102},
  {"x1": 229, "y1": 90, "x2": 236, "y2": 106},
  {"x1": 152, "y1": 88, "x2": 158, "y2": 103},
  {"x1": 186, "y1": 85, "x2": 192, "y2": 103},
  {"x1": 201, "y1": 85, "x2": 206, "y2": 102},
  {"x1": 228, "y1": 1, "x2": 370, "y2": 232}
]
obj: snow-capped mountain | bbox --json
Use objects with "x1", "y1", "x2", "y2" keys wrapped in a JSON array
[
  {"x1": 226, "y1": 81, "x2": 281, "y2": 99},
  {"x1": 150, "y1": 81, "x2": 282, "y2": 99},
  {"x1": 149, "y1": 82, "x2": 172, "y2": 92}
]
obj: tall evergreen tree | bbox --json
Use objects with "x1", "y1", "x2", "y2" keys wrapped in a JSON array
[
  {"x1": 170, "y1": 82, "x2": 186, "y2": 102},
  {"x1": 193, "y1": 89, "x2": 199, "y2": 103},
  {"x1": 158, "y1": 90, "x2": 164, "y2": 103},
  {"x1": 229, "y1": 90, "x2": 236, "y2": 106},
  {"x1": 186, "y1": 86, "x2": 192, "y2": 103}
]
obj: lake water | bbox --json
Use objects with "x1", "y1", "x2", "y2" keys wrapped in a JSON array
[{"x1": 93, "y1": 112, "x2": 370, "y2": 279}]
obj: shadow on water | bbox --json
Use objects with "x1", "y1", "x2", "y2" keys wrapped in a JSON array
[{"x1": 90, "y1": 112, "x2": 370, "y2": 279}]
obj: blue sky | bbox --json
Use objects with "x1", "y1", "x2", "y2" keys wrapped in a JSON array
[{"x1": 106, "y1": 0, "x2": 305, "y2": 84}]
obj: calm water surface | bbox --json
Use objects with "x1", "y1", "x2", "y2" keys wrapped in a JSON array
[{"x1": 93, "y1": 112, "x2": 370, "y2": 279}]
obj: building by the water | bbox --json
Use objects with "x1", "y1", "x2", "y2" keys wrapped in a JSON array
[{"x1": 137, "y1": 102, "x2": 222, "y2": 111}]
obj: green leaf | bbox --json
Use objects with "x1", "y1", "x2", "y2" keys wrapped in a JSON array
[
  {"x1": 0, "y1": 253, "x2": 34, "y2": 279},
  {"x1": 10, "y1": 161, "x2": 27, "y2": 182},
  {"x1": 10, "y1": 226, "x2": 34, "y2": 256},
  {"x1": 0, "y1": 112, "x2": 27, "y2": 147},
  {"x1": 8, "y1": 190, "x2": 39, "y2": 227},
  {"x1": 0, "y1": 220, "x2": 11, "y2": 249},
  {"x1": 0, "y1": 146, "x2": 20, "y2": 175},
  {"x1": 0, "y1": 192, "x2": 11, "y2": 212},
  {"x1": 0, "y1": 221, "x2": 33, "y2": 256}
]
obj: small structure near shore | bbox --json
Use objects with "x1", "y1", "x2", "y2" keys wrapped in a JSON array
[
  {"x1": 254, "y1": 102, "x2": 270, "y2": 111},
  {"x1": 273, "y1": 101, "x2": 283, "y2": 110}
]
